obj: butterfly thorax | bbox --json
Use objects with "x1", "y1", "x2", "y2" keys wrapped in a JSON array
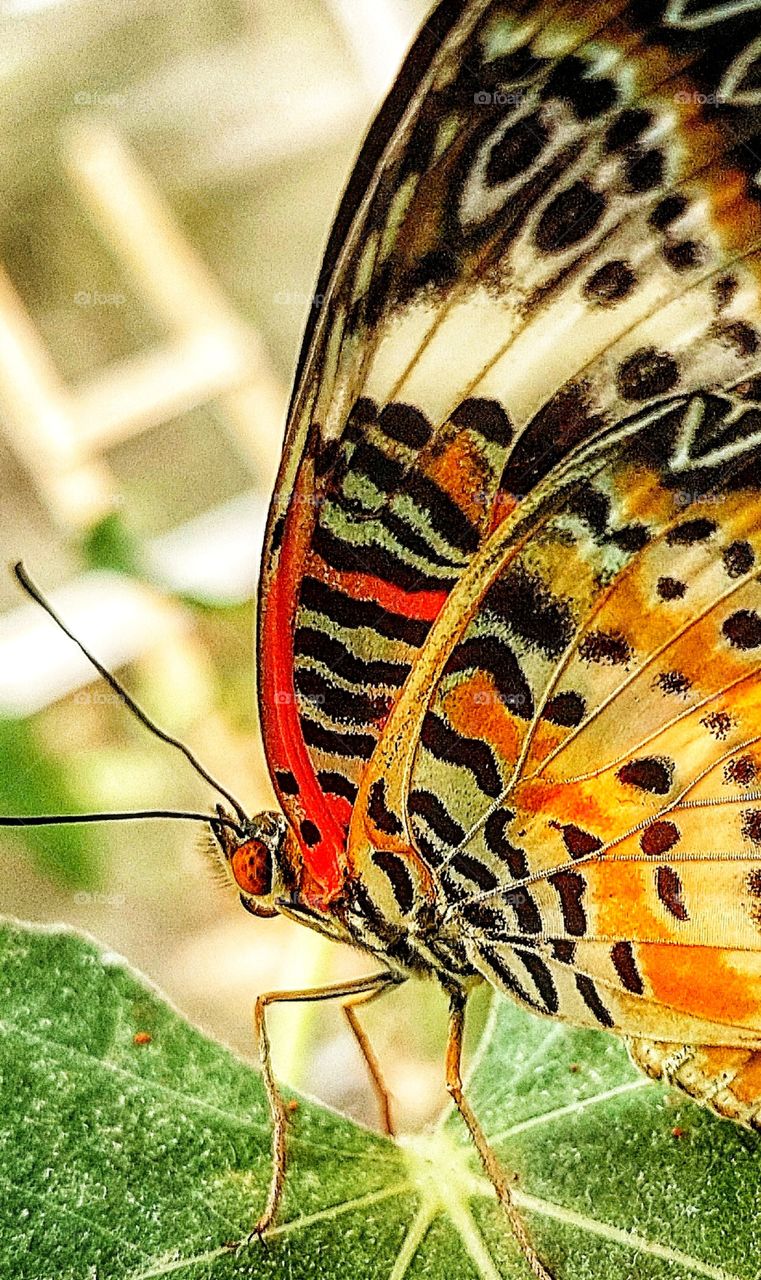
[{"x1": 212, "y1": 804, "x2": 479, "y2": 984}]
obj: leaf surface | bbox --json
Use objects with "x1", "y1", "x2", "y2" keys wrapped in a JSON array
[{"x1": 1, "y1": 920, "x2": 759, "y2": 1280}]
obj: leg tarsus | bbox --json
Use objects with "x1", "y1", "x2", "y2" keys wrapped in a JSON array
[{"x1": 445, "y1": 991, "x2": 554, "y2": 1280}]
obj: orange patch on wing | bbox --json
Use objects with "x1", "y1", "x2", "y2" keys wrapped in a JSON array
[
  {"x1": 589, "y1": 860, "x2": 670, "y2": 942},
  {"x1": 443, "y1": 672, "x2": 522, "y2": 766},
  {"x1": 425, "y1": 433, "x2": 490, "y2": 528},
  {"x1": 640, "y1": 944, "x2": 761, "y2": 1028},
  {"x1": 515, "y1": 775, "x2": 617, "y2": 842}
]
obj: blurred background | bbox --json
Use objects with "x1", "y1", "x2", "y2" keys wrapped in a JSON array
[{"x1": 0, "y1": 0, "x2": 491, "y2": 1133}]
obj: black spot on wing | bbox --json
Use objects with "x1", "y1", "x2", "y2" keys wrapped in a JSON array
[
  {"x1": 617, "y1": 756, "x2": 674, "y2": 795},
  {"x1": 449, "y1": 851, "x2": 498, "y2": 891},
  {"x1": 535, "y1": 180, "x2": 607, "y2": 253},
  {"x1": 450, "y1": 397, "x2": 514, "y2": 446},
  {"x1": 312, "y1": 523, "x2": 456, "y2": 593},
  {"x1": 548, "y1": 870, "x2": 587, "y2": 936},
  {"x1": 317, "y1": 770, "x2": 358, "y2": 805},
  {"x1": 515, "y1": 948, "x2": 559, "y2": 1014},
  {"x1": 275, "y1": 770, "x2": 299, "y2": 796},
  {"x1": 484, "y1": 563, "x2": 575, "y2": 660},
  {"x1": 583, "y1": 259, "x2": 637, "y2": 306},
  {"x1": 378, "y1": 402, "x2": 432, "y2": 448},
  {"x1": 301, "y1": 718, "x2": 377, "y2": 760},
  {"x1": 543, "y1": 691, "x2": 586, "y2": 727},
  {"x1": 295, "y1": 666, "x2": 390, "y2": 724},
  {"x1": 484, "y1": 807, "x2": 529, "y2": 879},
  {"x1": 486, "y1": 111, "x2": 550, "y2": 186},
  {"x1": 368, "y1": 779, "x2": 403, "y2": 836},
  {"x1": 617, "y1": 348, "x2": 679, "y2": 401},
  {"x1": 723, "y1": 610, "x2": 761, "y2": 650},
  {"x1": 656, "y1": 865, "x2": 689, "y2": 921},
  {"x1": 501, "y1": 384, "x2": 608, "y2": 496}
]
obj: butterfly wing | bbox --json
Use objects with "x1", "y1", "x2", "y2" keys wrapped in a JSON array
[
  {"x1": 352, "y1": 381, "x2": 761, "y2": 1043},
  {"x1": 259, "y1": 0, "x2": 761, "y2": 900}
]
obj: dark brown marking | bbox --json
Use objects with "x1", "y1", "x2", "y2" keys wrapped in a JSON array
[
  {"x1": 716, "y1": 321, "x2": 759, "y2": 357},
  {"x1": 624, "y1": 147, "x2": 665, "y2": 194},
  {"x1": 451, "y1": 851, "x2": 499, "y2": 891},
  {"x1": 701, "y1": 709, "x2": 733, "y2": 739},
  {"x1": 662, "y1": 239, "x2": 705, "y2": 272},
  {"x1": 378, "y1": 402, "x2": 432, "y2": 448},
  {"x1": 713, "y1": 274, "x2": 738, "y2": 311},
  {"x1": 725, "y1": 755, "x2": 758, "y2": 787},
  {"x1": 486, "y1": 111, "x2": 549, "y2": 185},
  {"x1": 368, "y1": 779, "x2": 403, "y2": 836},
  {"x1": 550, "y1": 939, "x2": 577, "y2": 963},
  {"x1": 583, "y1": 259, "x2": 636, "y2": 306},
  {"x1": 617, "y1": 347, "x2": 679, "y2": 401},
  {"x1": 548, "y1": 870, "x2": 587, "y2": 935},
  {"x1": 641, "y1": 821, "x2": 680, "y2": 857},
  {"x1": 723, "y1": 540, "x2": 755, "y2": 579},
  {"x1": 655, "y1": 669, "x2": 691, "y2": 697},
  {"x1": 450, "y1": 397, "x2": 513, "y2": 445},
  {"x1": 551, "y1": 821, "x2": 602, "y2": 860},
  {"x1": 300, "y1": 819, "x2": 321, "y2": 848},
  {"x1": 579, "y1": 629, "x2": 631, "y2": 666},
  {"x1": 666, "y1": 518, "x2": 717, "y2": 546},
  {"x1": 275, "y1": 770, "x2": 299, "y2": 796},
  {"x1": 611, "y1": 940, "x2": 644, "y2": 994},
  {"x1": 618, "y1": 756, "x2": 674, "y2": 795},
  {"x1": 603, "y1": 108, "x2": 654, "y2": 152},
  {"x1": 534, "y1": 181, "x2": 607, "y2": 254},
  {"x1": 575, "y1": 973, "x2": 614, "y2": 1027},
  {"x1": 657, "y1": 576, "x2": 686, "y2": 601},
  {"x1": 723, "y1": 609, "x2": 761, "y2": 650},
  {"x1": 656, "y1": 865, "x2": 689, "y2": 921},
  {"x1": 543, "y1": 691, "x2": 586, "y2": 727},
  {"x1": 648, "y1": 193, "x2": 688, "y2": 230},
  {"x1": 741, "y1": 810, "x2": 761, "y2": 845}
]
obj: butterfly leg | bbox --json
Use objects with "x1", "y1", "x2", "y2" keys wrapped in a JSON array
[
  {"x1": 445, "y1": 989, "x2": 554, "y2": 1280},
  {"x1": 251, "y1": 968, "x2": 402, "y2": 1238},
  {"x1": 343, "y1": 984, "x2": 397, "y2": 1136}
]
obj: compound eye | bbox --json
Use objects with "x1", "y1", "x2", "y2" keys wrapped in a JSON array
[{"x1": 230, "y1": 838, "x2": 272, "y2": 897}]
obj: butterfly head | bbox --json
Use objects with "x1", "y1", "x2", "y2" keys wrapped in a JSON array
[{"x1": 211, "y1": 806, "x2": 297, "y2": 919}]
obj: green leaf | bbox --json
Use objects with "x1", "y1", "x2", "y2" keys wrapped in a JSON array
[
  {"x1": 1, "y1": 919, "x2": 759, "y2": 1280},
  {"x1": 0, "y1": 721, "x2": 101, "y2": 890}
]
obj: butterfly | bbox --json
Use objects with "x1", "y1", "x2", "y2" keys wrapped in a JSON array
[
  {"x1": 7, "y1": 2, "x2": 761, "y2": 1278},
  {"x1": 205, "y1": 1, "x2": 761, "y2": 1275}
]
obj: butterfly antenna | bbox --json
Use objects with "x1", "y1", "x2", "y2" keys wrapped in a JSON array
[
  {"x1": 12, "y1": 562, "x2": 250, "y2": 828},
  {"x1": 0, "y1": 809, "x2": 244, "y2": 834}
]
